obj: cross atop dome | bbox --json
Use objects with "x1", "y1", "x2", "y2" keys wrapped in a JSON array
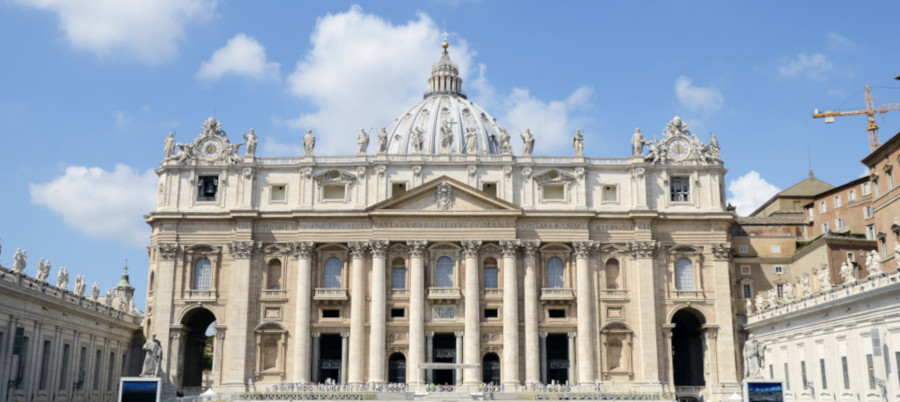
[{"x1": 426, "y1": 34, "x2": 465, "y2": 99}]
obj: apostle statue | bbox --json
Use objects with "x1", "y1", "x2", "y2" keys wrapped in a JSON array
[
  {"x1": 839, "y1": 261, "x2": 855, "y2": 283},
  {"x1": 105, "y1": 289, "x2": 113, "y2": 307},
  {"x1": 36, "y1": 258, "x2": 50, "y2": 282},
  {"x1": 439, "y1": 120, "x2": 454, "y2": 153},
  {"x1": 243, "y1": 129, "x2": 258, "y2": 157},
  {"x1": 708, "y1": 134, "x2": 720, "y2": 159},
  {"x1": 74, "y1": 274, "x2": 86, "y2": 297},
  {"x1": 745, "y1": 298, "x2": 753, "y2": 314},
  {"x1": 755, "y1": 293, "x2": 765, "y2": 311},
  {"x1": 782, "y1": 281, "x2": 794, "y2": 300},
  {"x1": 91, "y1": 282, "x2": 100, "y2": 301},
  {"x1": 631, "y1": 128, "x2": 646, "y2": 157},
  {"x1": 766, "y1": 289, "x2": 777, "y2": 307},
  {"x1": 464, "y1": 127, "x2": 477, "y2": 153},
  {"x1": 163, "y1": 132, "x2": 176, "y2": 161},
  {"x1": 12, "y1": 248, "x2": 26, "y2": 273},
  {"x1": 743, "y1": 335, "x2": 764, "y2": 378},
  {"x1": 140, "y1": 334, "x2": 163, "y2": 377},
  {"x1": 800, "y1": 274, "x2": 811, "y2": 296},
  {"x1": 645, "y1": 139, "x2": 661, "y2": 164},
  {"x1": 818, "y1": 265, "x2": 832, "y2": 291},
  {"x1": 303, "y1": 129, "x2": 316, "y2": 156},
  {"x1": 357, "y1": 128, "x2": 369, "y2": 154},
  {"x1": 573, "y1": 129, "x2": 584, "y2": 156},
  {"x1": 411, "y1": 127, "x2": 424, "y2": 153},
  {"x1": 520, "y1": 129, "x2": 535, "y2": 156},
  {"x1": 56, "y1": 266, "x2": 69, "y2": 290},
  {"x1": 377, "y1": 127, "x2": 388, "y2": 154},
  {"x1": 498, "y1": 128, "x2": 512, "y2": 154}
]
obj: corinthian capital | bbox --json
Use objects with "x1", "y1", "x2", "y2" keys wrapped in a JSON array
[
  {"x1": 156, "y1": 243, "x2": 180, "y2": 260},
  {"x1": 499, "y1": 240, "x2": 520, "y2": 258},
  {"x1": 369, "y1": 240, "x2": 389, "y2": 257},
  {"x1": 626, "y1": 240, "x2": 659, "y2": 258},
  {"x1": 289, "y1": 241, "x2": 314, "y2": 258},
  {"x1": 228, "y1": 241, "x2": 259, "y2": 259},
  {"x1": 521, "y1": 240, "x2": 541, "y2": 258},
  {"x1": 710, "y1": 242, "x2": 732, "y2": 260},
  {"x1": 406, "y1": 240, "x2": 428, "y2": 257},
  {"x1": 572, "y1": 241, "x2": 595, "y2": 259},
  {"x1": 460, "y1": 240, "x2": 483, "y2": 258},
  {"x1": 348, "y1": 241, "x2": 369, "y2": 258}
]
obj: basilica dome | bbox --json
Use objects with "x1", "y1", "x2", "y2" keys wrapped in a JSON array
[{"x1": 384, "y1": 42, "x2": 505, "y2": 155}]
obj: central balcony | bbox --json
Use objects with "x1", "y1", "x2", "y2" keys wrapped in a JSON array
[
  {"x1": 427, "y1": 287, "x2": 462, "y2": 303},
  {"x1": 540, "y1": 288, "x2": 575, "y2": 304},
  {"x1": 313, "y1": 288, "x2": 349, "y2": 305}
]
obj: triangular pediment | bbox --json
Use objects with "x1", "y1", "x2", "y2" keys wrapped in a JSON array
[{"x1": 368, "y1": 175, "x2": 521, "y2": 215}]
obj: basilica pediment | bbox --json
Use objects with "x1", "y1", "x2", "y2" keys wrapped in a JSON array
[{"x1": 368, "y1": 175, "x2": 521, "y2": 215}]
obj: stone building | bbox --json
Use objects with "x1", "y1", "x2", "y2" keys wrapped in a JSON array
[
  {"x1": 0, "y1": 248, "x2": 143, "y2": 402},
  {"x1": 145, "y1": 41, "x2": 741, "y2": 400}
]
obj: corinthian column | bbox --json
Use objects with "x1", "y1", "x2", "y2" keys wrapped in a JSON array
[
  {"x1": 572, "y1": 241, "x2": 595, "y2": 385},
  {"x1": 224, "y1": 240, "x2": 259, "y2": 389},
  {"x1": 521, "y1": 241, "x2": 541, "y2": 386},
  {"x1": 407, "y1": 240, "x2": 428, "y2": 385},
  {"x1": 291, "y1": 241, "x2": 315, "y2": 383},
  {"x1": 461, "y1": 240, "x2": 482, "y2": 385},
  {"x1": 499, "y1": 239, "x2": 520, "y2": 387},
  {"x1": 368, "y1": 240, "x2": 389, "y2": 385},
  {"x1": 347, "y1": 241, "x2": 369, "y2": 384},
  {"x1": 628, "y1": 240, "x2": 660, "y2": 382}
]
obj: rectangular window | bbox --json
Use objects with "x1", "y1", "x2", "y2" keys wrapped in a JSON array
[
  {"x1": 867, "y1": 354, "x2": 876, "y2": 389},
  {"x1": 391, "y1": 182, "x2": 407, "y2": 197},
  {"x1": 484, "y1": 309, "x2": 499, "y2": 318},
  {"x1": 59, "y1": 344, "x2": 70, "y2": 390},
  {"x1": 769, "y1": 364, "x2": 774, "y2": 379},
  {"x1": 889, "y1": 171, "x2": 894, "y2": 189},
  {"x1": 548, "y1": 309, "x2": 566, "y2": 318},
  {"x1": 739, "y1": 245, "x2": 749, "y2": 254},
  {"x1": 801, "y1": 360, "x2": 808, "y2": 389},
  {"x1": 847, "y1": 252, "x2": 855, "y2": 262},
  {"x1": 322, "y1": 309, "x2": 340, "y2": 318},
  {"x1": 841, "y1": 356, "x2": 850, "y2": 389},
  {"x1": 741, "y1": 265, "x2": 751, "y2": 275},
  {"x1": 808, "y1": 207, "x2": 814, "y2": 218},
  {"x1": 822, "y1": 222, "x2": 830, "y2": 233},
  {"x1": 93, "y1": 349, "x2": 101, "y2": 390},
  {"x1": 771, "y1": 245, "x2": 781, "y2": 253},
  {"x1": 602, "y1": 185, "x2": 618, "y2": 203},
  {"x1": 15, "y1": 335, "x2": 28, "y2": 390},
  {"x1": 391, "y1": 268, "x2": 406, "y2": 289},
  {"x1": 834, "y1": 196, "x2": 842, "y2": 208},
  {"x1": 78, "y1": 347, "x2": 86, "y2": 390},
  {"x1": 39, "y1": 340, "x2": 51, "y2": 390},
  {"x1": 773, "y1": 266, "x2": 785, "y2": 274},
  {"x1": 863, "y1": 181, "x2": 872, "y2": 195},
  {"x1": 875, "y1": 180, "x2": 880, "y2": 197},
  {"x1": 197, "y1": 176, "x2": 218, "y2": 201},
  {"x1": 777, "y1": 284, "x2": 784, "y2": 297},
  {"x1": 743, "y1": 284, "x2": 752, "y2": 298},
  {"x1": 836, "y1": 218, "x2": 844, "y2": 230},
  {"x1": 785, "y1": 362, "x2": 791, "y2": 389},
  {"x1": 896, "y1": 351, "x2": 900, "y2": 387},
  {"x1": 107, "y1": 352, "x2": 115, "y2": 390},
  {"x1": 323, "y1": 184, "x2": 346, "y2": 200},
  {"x1": 849, "y1": 189, "x2": 857, "y2": 201},
  {"x1": 820, "y1": 358, "x2": 828, "y2": 390},
  {"x1": 543, "y1": 184, "x2": 565, "y2": 201},
  {"x1": 390, "y1": 308, "x2": 405, "y2": 318},
  {"x1": 867, "y1": 224, "x2": 877, "y2": 240},
  {"x1": 864, "y1": 206, "x2": 874, "y2": 219},
  {"x1": 670, "y1": 177, "x2": 690, "y2": 202},
  {"x1": 820, "y1": 201, "x2": 827, "y2": 213},
  {"x1": 482, "y1": 182, "x2": 497, "y2": 197},
  {"x1": 483, "y1": 267, "x2": 499, "y2": 289},
  {"x1": 270, "y1": 185, "x2": 286, "y2": 202}
]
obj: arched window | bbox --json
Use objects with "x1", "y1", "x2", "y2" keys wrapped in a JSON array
[
  {"x1": 266, "y1": 259, "x2": 282, "y2": 290},
  {"x1": 607, "y1": 338, "x2": 623, "y2": 370},
  {"x1": 675, "y1": 258, "x2": 694, "y2": 290},
  {"x1": 262, "y1": 339, "x2": 278, "y2": 370},
  {"x1": 149, "y1": 271, "x2": 155, "y2": 292},
  {"x1": 547, "y1": 257, "x2": 564, "y2": 288},
  {"x1": 483, "y1": 258, "x2": 498, "y2": 289},
  {"x1": 324, "y1": 257, "x2": 343, "y2": 288},
  {"x1": 391, "y1": 258, "x2": 407, "y2": 289},
  {"x1": 605, "y1": 259, "x2": 620, "y2": 290},
  {"x1": 194, "y1": 258, "x2": 211, "y2": 290},
  {"x1": 436, "y1": 256, "x2": 453, "y2": 288}
]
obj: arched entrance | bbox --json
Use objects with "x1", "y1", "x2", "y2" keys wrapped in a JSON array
[
  {"x1": 181, "y1": 308, "x2": 216, "y2": 389},
  {"x1": 482, "y1": 353, "x2": 500, "y2": 385},
  {"x1": 671, "y1": 309, "x2": 705, "y2": 387},
  {"x1": 387, "y1": 353, "x2": 406, "y2": 383}
]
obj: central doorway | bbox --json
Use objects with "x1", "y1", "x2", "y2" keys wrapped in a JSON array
[
  {"x1": 546, "y1": 333, "x2": 569, "y2": 384},
  {"x1": 671, "y1": 309, "x2": 705, "y2": 387},
  {"x1": 319, "y1": 334, "x2": 343, "y2": 383},
  {"x1": 181, "y1": 308, "x2": 216, "y2": 389},
  {"x1": 482, "y1": 353, "x2": 500, "y2": 385},
  {"x1": 388, "y1": 353, "x2": 406, "y2": 383},
  {"x1": 432, "y1": 333, "x2": 456, "y2": 385}
]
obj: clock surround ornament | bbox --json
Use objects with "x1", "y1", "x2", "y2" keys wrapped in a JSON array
[
  {"x1": 163, "y1": 117, "x2": 246, "y2": 166},
  {"x1": 639, "y1": 116, "x2": 722, "y2": 166}
]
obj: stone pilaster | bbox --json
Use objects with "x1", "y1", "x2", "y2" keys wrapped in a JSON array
[
  {"x1": 368, "y1": 240, "x2": 389, "y2": 385},
  {"x1": 407, "y1": 240, "x2": 428, "y2": 385},
  {"x1": 347, "y1": 241, "x2": 369, "y2": 384},
  {"x1": 662, "y1": 323, "x2": 675, "y2": 390},
  {"x1": 628, "y1": 240, "x2": 660, "y2": 383},
  {"x1": 340, "y1": 332, "x2": 350, "y2": 384},
  {"x1": 223, "y1": 240, "x2": 258, "y2": 389},
  {"x1": 703, "y1": 325, "x2": 720, "y2": 386},
  {"x1": 290, "y1": 241, "x2": 314, "y2": 383},
  {"x1": 573, "y1": 241, "x2": 595, "y2": 385},
  {"x1": 461, "y1": 239, "x2": 482, "y2": 385},
  {"x1": 500, "y1": 239, "x2": 520, "y2": 386},
  {"x1": 426, "y1": 331, "x2": 435, "y2": 384},
  {"x1": 153, "y1": 242, "x2": 179, "y2": 386},
  {"x1": 522, "y1": 241, "x2": 541, "y2": 386},
  {"x1": 709, "y1": 243, "x2": 738, "y2": 385}
]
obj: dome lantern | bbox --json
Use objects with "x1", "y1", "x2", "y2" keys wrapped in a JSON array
[{"x1": 426, "y1": 39, "x2": 465, "y2": 99}]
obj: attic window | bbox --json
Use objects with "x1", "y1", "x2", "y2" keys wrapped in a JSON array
[
  {"x1": 602, "y1": 185, "x2": 618, "y2": 203},
  {"x1": 392, "y1": 182, "x2": 407, "y2": 197},
  {"x1": 197, "y1": 176, "x2": 218, "y2": 201},
  {"x1": 482, "y1": 182, "x2": 497, "y2": 197},
  {"x1": 543, "y1": 184, "x2": 565, "y2": 201},
  {"x1": 271, "y1": 185, "x2": 286, "y2": 202},
  {"x1": 323, "y1": 184, "x2": 346, "y2": 200}
]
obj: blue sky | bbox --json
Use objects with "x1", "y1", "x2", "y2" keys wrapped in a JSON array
[{"x1": 2, "y1": 0, "x2": 899, "y2": 310}]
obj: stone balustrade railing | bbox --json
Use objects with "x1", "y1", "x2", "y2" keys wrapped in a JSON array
[
  {"x1": 427, "y1": 287, "x2": 462, "y2": 300},
  {"x1": 598, "y1": 289, "x2": 628, "y2": 298},
  {"x1": 540, "y1": 287, "x2": 575, "y2": 303},
  {"x1": 253, "y1": 155, "x2": 634, "y2": 166},
  {"x1": 483, "y1": 289, "x2": 503, "y2": 298},
  {"x1": 313, "y1": 288, "x2": 349, "y2": 301}
]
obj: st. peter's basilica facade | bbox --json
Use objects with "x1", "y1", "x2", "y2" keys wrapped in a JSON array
[{"x1": 145, "y1": 41, "x2": 740, "y2": 400}]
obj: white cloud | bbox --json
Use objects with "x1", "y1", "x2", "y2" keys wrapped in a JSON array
[
  {"x1": 197, "y1": 33, "x2": 280, "y2": 81},
  {"x1": 499, "y1": 86, "x2": 593, "y2": 154},
  {"x1": 29, "y1": 164, "x2": 157, "y2": 246},
  {"x1": 779, "y1": 53, "x2": 833, "y2": 80},
  {"x1": 14, "y1": 0, "x2": 217, "y2": 64},
  {"x1": 826, "y1": 32, "x2": 854, "y2": 49},
  {"x1": 727, "y1": 171, "x2": 781, "y2": 216},
  {"x1": 675, "y1": 76, "x2": 723, "y2": 115}
]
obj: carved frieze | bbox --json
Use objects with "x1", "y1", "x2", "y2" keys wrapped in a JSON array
[
  {"x1": 157, "y1": 243, "x2": 180, "y2": 260},
  {"x1": 229, "y1": 241, "x2": 259, "y2": 259},
  {"x1": 289, "y1": 241, "x2": 315, "y2": 258},
  {"x1": 369, "y1": 240, "x2": 389, "y2": 257},
  {"x1": 388, "y1": 332, "x2": 407, "y2": 343},
  {"x1": 481, "y1": 332, "x2": 500, "y2": 343},
  {"x1": 406, "y1": 241, "x2": 428, "y2": 257},
  {"x1": 499, "y1": 240, "x2": 520, "y2": 258},
  {"x1": 626, "y1": 241, "x2": 659, "y2": 258},
  {"x1": 710, "y1": 242, "x2": 732, "y2": 260}
]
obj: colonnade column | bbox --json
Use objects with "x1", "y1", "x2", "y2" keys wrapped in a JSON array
[
  {"x1": 153, "y1": 243, "x2": 178, "y2": 386},
  {"x1": 710, "y1": 243, "x2": 739, "y2": 384},
  {"x1": 291, "y1": 241, "x2": 314, "y2": 384},
  {"x1": 573, "y1": 241, "x2": 595, "y2": 385},
  {"x1": 407, "y1": 241, "x2": 428, "y2": 386},
  {"x1": 454, "y1": 331, "x2": 464, "y2": 386},
  {"x1": 630, "y1": 240, "x2": 661, "y2": 383},
  {"x1": 522, "y1": 241, "x2": 541, "y2": 386},
  {"x1": 661, "y1": 324, "x2": 674, "y2": 391},
  {"x1": 224, "y1": 240, "x2": 258, "y2": 389},
  {"x1": 347, "y1": 241, "x2": 369, "y2": 384},
  {"x1": 426, "y1": 332, "x2": 434, "y2": 384},
  {"x1": 500, "y1": 240, "x2": 520, "y2": 387},
  {"x1": 567, "y1": 332, "x2": 576, "y2": 384},
  {"x1": 461, "y1": 240, "x2": 482, "y2": 385},
  {"x1": 340, "y1": 332, "x2": 350, "y2": 384},
  {"x1": 311, "y1": 333, "x2": 321, "y2": 383},
  {"x1": 540, "y1": 332, "x2": 548, "y2": 384},
  {"x1": 368, "y1": 241, "x2": 389, "y2": 385}
]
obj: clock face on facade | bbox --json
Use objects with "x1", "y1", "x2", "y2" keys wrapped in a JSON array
[
  {"x1": 199, "y1": 138, "x2": 223, "y2": 160},
  {"x1": 667, "y1": 138, "x2": 690, "y2": 161}
]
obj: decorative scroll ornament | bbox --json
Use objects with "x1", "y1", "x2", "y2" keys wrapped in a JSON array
[
  {"x1": 168, "y1": 117, "x2": 244, "y2": 166},
  {"x1": 572, "y1": 241, "x2": 595, "y2": 259},
  {"x1": 499, "y1": 240, "x2": 520, "y2": 258},
  {"x1": 289, "y1": 241, "x2": 314, "y2": 258},
  {"x1": 710, "y1": 242, "x2": 732, "y2": 260},
  {"x1": 625, "y1": 241, "x2": 659, "y2": 258},
  {"x1": 369, "y1": 240, "x2": 389, "y2": 257},
  {"x1": 157, "y1": 243, "x2": 180, "y2": 260},
  {"x1": 460, "y1": 240, "x2": 483, "y2": 258},
  {"x1": 521, "y1": 240, "x2": 541, "y2": 257},
  {"x1": 348, "y1": 241, "x2": 369, "y2": 258},
  {"x1": 228, "y1": 241, "x2": 259, "y2": 259},
  {"x1": 436, "y1": 182, "x2": 455, "y2": 210},
  {"x1": 406, "y1": 240, "x2": 428, "y2": 257},
  {"x1": 640, "y1": 116, "x2": 722, "y2": 166}
]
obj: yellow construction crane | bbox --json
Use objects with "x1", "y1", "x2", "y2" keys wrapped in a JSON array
[{"x1": 812, "y1": 85, "x2": 900, "y2": 151}]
